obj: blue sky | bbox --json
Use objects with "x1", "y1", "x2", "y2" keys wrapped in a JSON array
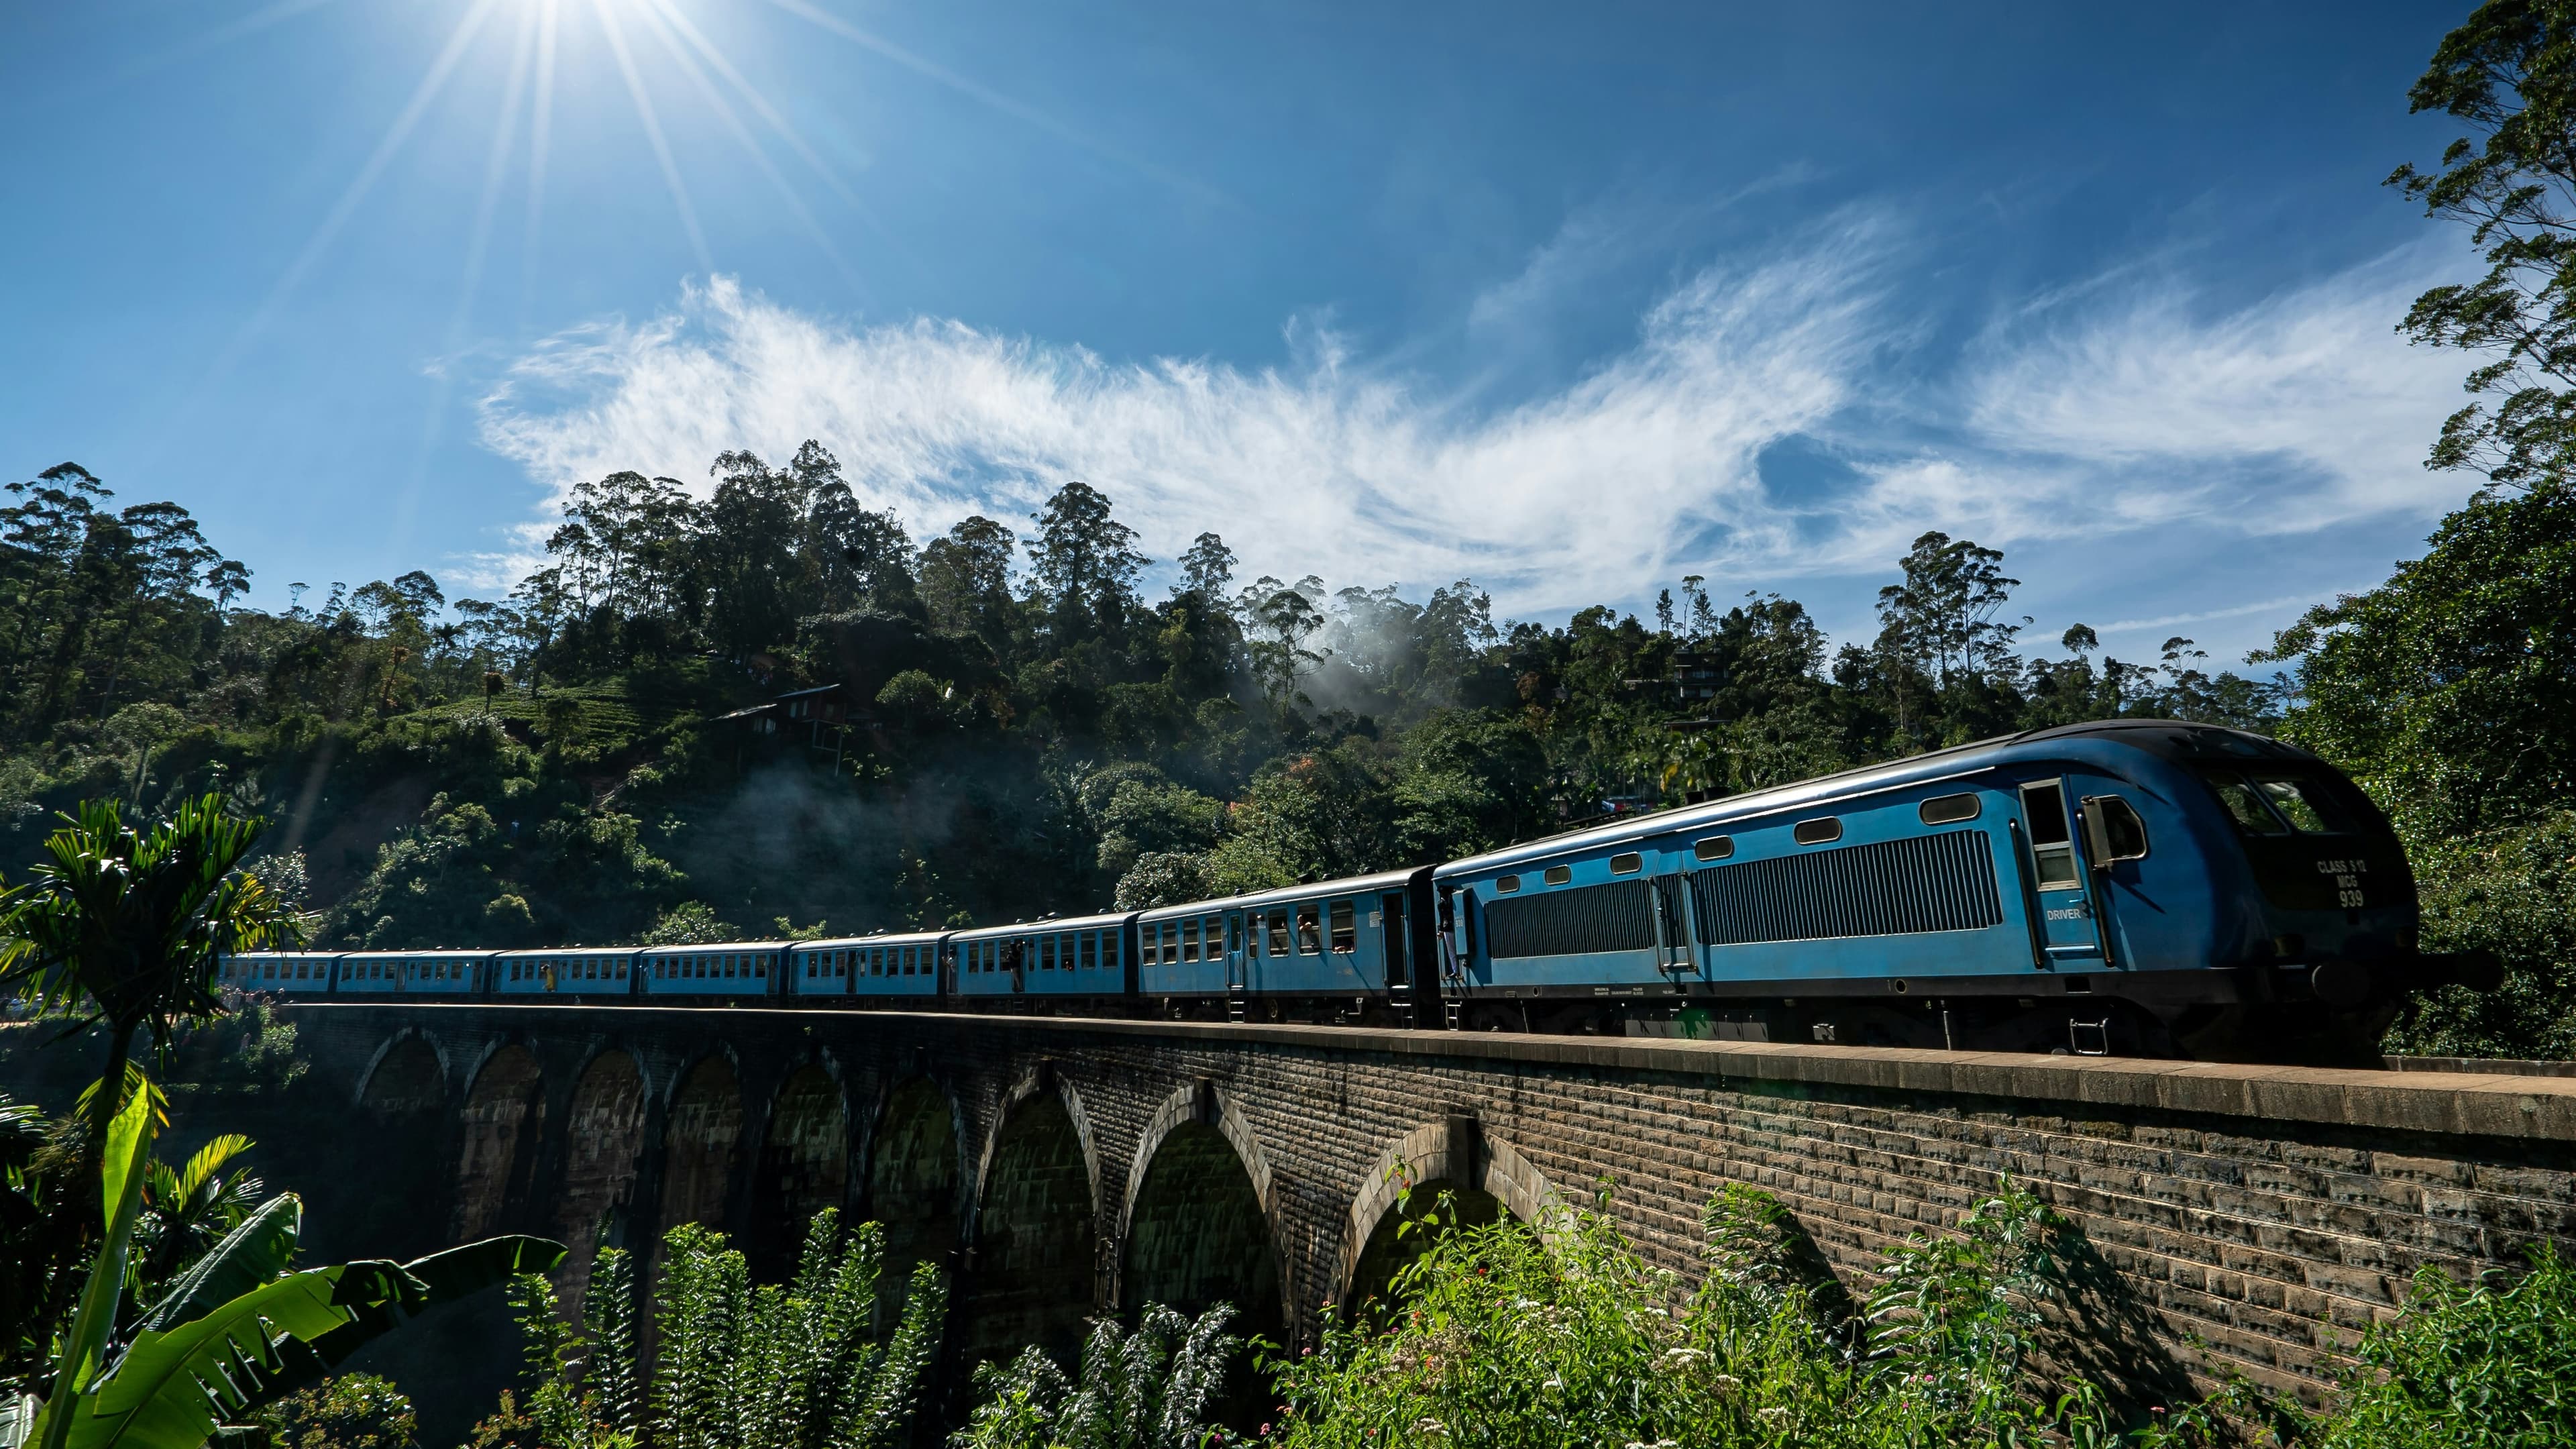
[{"x1": 0, "y1": 1, "x2": 2487, "y2": 666}]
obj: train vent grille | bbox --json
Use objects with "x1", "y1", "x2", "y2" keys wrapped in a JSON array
[
  {"x1": 1484, "y1": 878, "x2": 1659, "y2": 959},
  {"x1": 1690, "y1": 829, "x2": 2002, "y2": 945}
]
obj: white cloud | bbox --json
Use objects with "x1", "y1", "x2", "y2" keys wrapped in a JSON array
[{"x1": 476, "y1": 225, "x2": 2477, "y2": 619}]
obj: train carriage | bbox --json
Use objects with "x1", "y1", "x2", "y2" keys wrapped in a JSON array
[
  {"x1": 219, "y1": 951, "x2": 343, "y2": 995},
  {"x1": 493, "y1": 947, "x2": 639, "y2": 999},
  {"x1": 636, "y1": 941, "x2": 785, "y2": 1000},
  {"x1": 1139, "y1": 869, "x2": 1435, "y2": 1024},
  {"x1": 1435, "y1": 719, "x2": 2491, "y2": 1061},
  {"x1": 335, "y1": 949, "x2": 495, "y2": 997},
  {"x1": 952, "y1": 913, "x2": 1134, "y2": 1012},
  {"x1": 788, "y1": 932, "x2": 947, "y2": 1006}
]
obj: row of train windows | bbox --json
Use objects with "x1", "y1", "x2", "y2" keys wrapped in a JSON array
[
  {"x1": 962, "y1": 932, "x2": 1120, "y2": 973},
  {"x1": 1487, "y1": 794, "x2": 1988, "y2": 894},
  {"x1": 798, "y1": 945, "x2": 938, "y2": 977},
  {"x1": 347, "y1": 959, "x2": 467, "y2": 981},
  {"x1": 651, "y1": 955, "x2": 766, "y2": 980},
  {"x1": 503, "y1": 959, "x2": 628, "y2": 982},
  {"x1": 1150, "y1": 902, "x2": 1356, "y2": 963}
]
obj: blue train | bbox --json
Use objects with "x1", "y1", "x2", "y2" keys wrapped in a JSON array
[{"x1": 218, "y1": 720, "x2": 2500, "y2": 1062}]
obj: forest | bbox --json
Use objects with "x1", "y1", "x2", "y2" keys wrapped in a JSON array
[{"x1": 3, "y1": 436, "x2": 2569, "y2": 1057}]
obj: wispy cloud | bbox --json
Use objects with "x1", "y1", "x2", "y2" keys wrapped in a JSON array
[{"x1": 476, "y1": 222, "x2": 2475, "y2": 619}]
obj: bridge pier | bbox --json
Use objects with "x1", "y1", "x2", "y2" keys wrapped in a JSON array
[{"x1": 260, "y1": 1003, "x2": 2576, "y2": 1409}]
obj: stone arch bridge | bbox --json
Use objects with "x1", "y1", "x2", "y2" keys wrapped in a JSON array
[{"x1": 277, "y1": 1003, "x2": 2576, "y2": 1406}]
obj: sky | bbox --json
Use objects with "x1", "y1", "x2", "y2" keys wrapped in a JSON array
[{"x1": 0, "y1": 0, "x2": 2493, "y2": 667}]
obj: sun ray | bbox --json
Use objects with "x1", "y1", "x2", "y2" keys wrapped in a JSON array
[
  {"x1": 631, "y1": 0, "x2": 872, "y2": 300},
  {"x1": 207, "y1": 0, "x2": 509, "y2": 382},
  {"x1": 455, "y1": 0, "x2": 539, "y2": 341},
  {"x1": 637, "y1": 0, "x2": 863, "y2": 210},
  {"x1": 764, "y1": 0, "x2": 1243, "y2": 212},
  {"x1": 523, "y1": 0, "x2": 560, "y2": 320},
  {"x1": 592, "y1": 0, "x2": 714, "y2": 274}
]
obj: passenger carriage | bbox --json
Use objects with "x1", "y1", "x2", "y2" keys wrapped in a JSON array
[
  {"x1": 493, "y1": 947, "x2": 639, "y2": 999},
  {"x1": 951, "y1": 913, "x2": 1132, "y2": 1012},
  {"x1": 219, "y1": 951, "x2": 343, "y2": 995},
  {"x1": 788, "y1": 932, "x2": 947, "y2": 1006},
  {"x1": 334, "y1": 949, "x2": 494, "y2": 996},
  {"x1": 1138, "y1": 869, "x2": 1435, "y2": 1024},
  {"x1": 636, "y1": 940, "x2": 786, "y2": 1000}
]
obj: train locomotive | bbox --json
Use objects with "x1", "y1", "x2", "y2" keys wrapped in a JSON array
[{"x1": 219, "y1": 720, "x2": 2500, "y2": 1063}]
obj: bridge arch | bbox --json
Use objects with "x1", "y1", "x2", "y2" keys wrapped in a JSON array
[
  {"x1": 553, "y1": 1045, "x2": 651, "y2": 1316},
  {"x1": 1116, "y1": 1081, "x2": 1282, "y2": 1352},
  {"x1": 751, "y1": 1057, "x2": 851, "y2": 1279},
  {"x1": 1332, "y1": 1117, "x2": 1566, "y2": 1313},
  {"x1": 355, "y1": 1030, "x2": 447, "y2": 1114},
  {"x1": 656, "y1": 1049, "x2": 747, "y2": 1236},
  {"x1": 960, "y1": 1067, "x2": 1101, "y2": 1372},
  {"x1": 451, "y1": 1042, "x2": 547, "y2": 1242}
]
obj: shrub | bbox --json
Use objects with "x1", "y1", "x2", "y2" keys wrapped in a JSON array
[
  {"x1": 258, "y1": 1374, "x2": 419, "y2": 1449},
  {"x1": 953, "y1": 1302, "x2": 1244, "y2": 1449}
]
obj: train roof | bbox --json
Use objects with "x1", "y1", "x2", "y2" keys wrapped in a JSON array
[
  {"x1": 951, "y1": 911, "x2": 1133, "y2": 940},
  {"x1": 492, "y1": 945, "x2": 641, "y2": 957},
  {"x1": 342, "y1": 947, "x2": 499, "y2": 958},
  {"x1": 1136, "y1": 865, "x2": 1426, "y2": 922},
  {"x1": 791, "y1": 931, "x2": 951, "y2": 949},
  {"x1": 631, "y1": 939, "x2": 794, "y2": 954},
  {"x1": 1436, "y1": 718, "x2": 2303, "y2": 879}
]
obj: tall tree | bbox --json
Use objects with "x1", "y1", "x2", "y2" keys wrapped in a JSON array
[
  {"x1": 2394, "y1": 0, "x2": 2576, "y2": 488},
  {"x1": 1026, "y1": 482, "x2": 1147, "y2": 645}
]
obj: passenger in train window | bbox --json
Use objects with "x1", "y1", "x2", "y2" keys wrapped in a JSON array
[
  {"x1": 1330, "y1": 901, "x2": 1356, "y2": 952},
  {"x1": 1296, "y1": 904, "x2": 1322, "y2": 954},
  {"x1": 1268, "y1": 910, "x2": 1290, "y2": 955}
]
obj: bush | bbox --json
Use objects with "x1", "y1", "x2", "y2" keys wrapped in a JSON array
[
  {"x1": 258, "y1": 1375, "x2": 419, "y2": 1449},
  {"x1": 953, "y1": 1303, "x2": 1244, "y2": 1449}
]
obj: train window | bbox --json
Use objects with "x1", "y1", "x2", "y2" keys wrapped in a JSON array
[
  {"x1": 2081, "y1": 795, "x2": 2150, "y2": 863},
  {"x1": 1204, "y1": 916, "x2": 1223, "y2": 957},
  {"x1": 1793, "y1": 818, "x2": 1843, "y2": 845},
  {"x1": 1543, "y1": 865, "x2": 1572, "y2": 886},
  {"x1": 1267, "y1": 910, "x2": 1290, "y2": 955},
  {"x1": 1496, "y1": 874, "x2": 1520, "y2": 893},
  {"x1": 1079, "y1": 933, "x2": 1096, "y2": 969},
  {"x1": 1293, "y1": 905, "x2": 1319, "y2": 953},
  {"x1": 1229, "y1": 917, "x2": 1243, "y2": 953},
  {"x1": 1693, "y1": 837, "x2": 1733, "y2": 861},
  {"x1": 1106, "y1": 935, "x2": 1121, "y2": 968},
  {"x1": 1609, "y1": 852, "x2": 1642, "y2": 875},
  {"x1": 1329, "y1": 901, "x2": 1356, "y2": 952},
  {"x1": 2200, "y1": 771, "x2": 2291, "y2": 835},
  {"x1": 2019, "y1": 782, "x2": 2082, "y2": 888},
  {"x1": 1182, "y1": 921, "x2": 1200, "y2": 963},
  {"x1": 2253, "y1": 776, "x2": 2353, "y2": 833},
  {"x1": 1047, "y1": 936, "x2": 1062, "y2": 970},
  {"x1": 1919, "y1": 793, "x2": 1981, "y2": 825}
]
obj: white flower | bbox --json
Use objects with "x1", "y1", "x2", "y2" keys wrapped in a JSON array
[
  {"x1": 1414, "y1": 1419, "x2": 1448, "y2": 1437},
  {"x1": 1759, "y1": 1406, "x2": 1791, "y2": 1423}
]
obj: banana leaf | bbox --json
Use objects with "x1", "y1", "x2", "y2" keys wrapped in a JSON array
[
  {"x1": 19, "y1": 1234, "x2": 561, "y2": 1449},
  {"x1": 126, "y1": 1194, "x2": 301, "y2": 1338}
]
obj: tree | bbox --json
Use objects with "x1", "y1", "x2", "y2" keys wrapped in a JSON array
[
  {"x1": 2393, "y1": 1, "x2": 2576, "y2": 488},
  {"x1": 0, "y1": 797, "x2": 303, "y2": 1150},
  {"x1": 1175, "y1": 533, "x2": 1236, "y2": 601},
  {"x1": 918, "y1": 517, "x2": 1018, "y2": 648},
  {"x1": 1026, "y1": 482, "x2": 1148, "y2": 645}
]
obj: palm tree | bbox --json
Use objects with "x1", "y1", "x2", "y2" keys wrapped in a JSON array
[{"x1": 0, "y1": 795, "x2": 303, "y2": 1147}]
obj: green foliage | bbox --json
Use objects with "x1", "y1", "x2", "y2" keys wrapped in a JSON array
[
  {"x1": 952, "y1": 1303, "x2": 1244, "y2": 1449},
  {"x1": 2300, "y1": 1244, "x2": 2576, "y2": 1448},
  {"x1": 2385, "y1": 810, "x2": 2576, "y2": 1059},
  {"x1": 637, "y1": 903, "x2": 733, "y2": 947},
  {"x1": 1264, "y1": 1180, "x2": 2170, "y2": 1449},
  {"x1": 254, "y1": 1375, "x2": 415, "y2": 1449},
  {"x1": 497, "y1": 1212, "x2": 945, "y2": 1449}
]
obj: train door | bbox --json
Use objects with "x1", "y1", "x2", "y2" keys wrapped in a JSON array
[
  {"x1": 2017, "y1": 779, "x2": 2106, "y2": 969},
  {"x1": 1224, "y1": 911, "x2": 1248, "y2": 1020},
  {"x1": 1379, "y1": 892, "x2": 1409, "y2": 991}
]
